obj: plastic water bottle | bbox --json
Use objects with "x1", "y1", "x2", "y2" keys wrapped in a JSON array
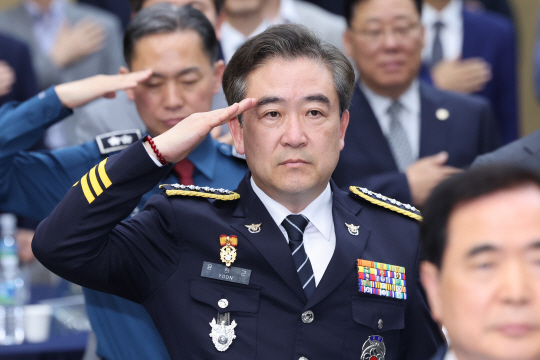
[{"x1": 0, "y1": 214, "x2": 26, "y2": 345}]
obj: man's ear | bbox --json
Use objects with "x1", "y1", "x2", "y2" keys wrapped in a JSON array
[
  {"x1": 420, "y1": 261, "x2": 443, "y2": 324},
  {"x1": 343, "y1": 30, "x2": 353, "y2": 59},
  {"x1": 119, "y1": 66, "x2": 136, "y2": 101},
  {"x1": 228, "y1": 117, "x2": 245, "y2": 155},
  {"x1": 339, "y1": 110, "x2": 350, "y2": 151},
  {"x1": 213, "y1": 60, "x2": 226, "y2": 95}
]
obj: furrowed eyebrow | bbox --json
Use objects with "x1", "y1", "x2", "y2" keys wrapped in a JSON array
[
  {"x1": 304, "y1": 94, "x2": 330, "y2": 105},
  {"x1": 466, "y1": 244, "x2": 498, "y2": 258},
  {"x1": 256, "y1": 96, "x2": 284, "y2": 107},
  {"x1": 148, "y1": 67, "x2": 200, "y2": 79}
]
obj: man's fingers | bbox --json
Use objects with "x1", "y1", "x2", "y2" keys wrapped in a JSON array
[{"x1": 213, "y1": 98, "x2": 256, "y2": 125}]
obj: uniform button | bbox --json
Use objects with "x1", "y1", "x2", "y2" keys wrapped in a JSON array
[
  {"x1": 378, "y1": 319, "x2": 383, "y2": 329},
  {"x1": 301, "y1": 310, "x2": 314, "y2": 324},
  {"x1": 299, "y1": 357, "x2": 308, "y2": 360},
  {"x1": 218, "y1": 299, "x2": 228, "y2": 309}
]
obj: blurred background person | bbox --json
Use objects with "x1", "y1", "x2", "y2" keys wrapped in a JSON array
[
  {"x1": 333, "y1": 0, "x2": 499, "y2": 207},
  {"x1": 264, "y1": 0, "x2": 347, "y2": 53},
  {"x1": 79, "y1": 0, "x2": 131, "y2": 28},
  {"x1": 420, "y1": 165, "x2": 540, "y2": 360},
  {"x1": 63, "y1": 0, "x2": 231, "y2": 146},
  {"x1": 0, "y1": 32, "x2": 38, "y2": 107},
  {"x1": 0, "y1": 0, "x2": 124, "y2": 149},
  {"x1": 421, "y1": 0, "x2": 517, "y2": 145}
]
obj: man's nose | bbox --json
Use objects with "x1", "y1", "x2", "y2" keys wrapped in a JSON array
[
  {"x1": 164, "y1": 82, "x2": 184, "y2": 109},
  {"x1": 281, "y1": 115, "x2": 308, "y2": 147},
  {"x1": 498, "y1": 259, "x2": 531, "y2": 306}
]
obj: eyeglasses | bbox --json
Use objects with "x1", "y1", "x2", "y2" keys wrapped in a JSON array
[{"x1": 349, "y1": 22, "x2": 421, "y2": 45}]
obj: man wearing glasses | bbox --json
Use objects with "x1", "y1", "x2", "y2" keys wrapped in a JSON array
[{"x1": 333, "y1": 0, "x2": 500, "y2": 208}]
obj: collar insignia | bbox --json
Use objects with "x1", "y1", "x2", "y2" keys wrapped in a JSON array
[
  {"x1": 245, "y1": 223, "x2": 262, "y2": 234},
  {"x1": 345, "y1": 223, "x2": 360, "y2": 236}
]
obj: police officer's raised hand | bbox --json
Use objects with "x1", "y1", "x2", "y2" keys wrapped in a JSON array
[
  {"x1": 147, "y1": 99, "x2": 256, "y2": 164},
  {"x1": 54, "y1": 70, "x2": 153, "y2": 109}
]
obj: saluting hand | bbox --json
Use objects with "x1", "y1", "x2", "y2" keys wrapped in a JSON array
[
  {"x1": 148, "y1": 99, "x2": 256, "y2": 164},
  {"x1": 54, "y1": 70, "x2": 153, "y2": 109}
]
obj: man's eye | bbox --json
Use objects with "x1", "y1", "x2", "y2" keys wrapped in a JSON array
[
  {"x1": 143, "y1": 82, "x2": 161, "y2": 88},
  {"x1": 266, "y1": 111, "x2": 279, "y2": 118},
  {"x1": 308, "y1": 110, "x2": 321, "y2": 117}
]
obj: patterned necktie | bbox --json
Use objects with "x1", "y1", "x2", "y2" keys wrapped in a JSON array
[
  {"x1": 431, "y1": 20, "x2": 445, "y2": 67},
  {"x1": 387, "y1": 101, "x2": 414, "y2": 172},
  {"x1": 173, "y1": 159, "x2": 195, "y2": 185},
  {"x1": 282, "y1": 214, "x2": 316, "y2": 299}
]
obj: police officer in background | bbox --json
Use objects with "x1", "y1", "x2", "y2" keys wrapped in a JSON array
[
  {"x1": 33, "y1": 24, "x2": 443, "y2": 359},
  {"x1": 0, "y1": 5, "x2": 247, "y2": 359}
]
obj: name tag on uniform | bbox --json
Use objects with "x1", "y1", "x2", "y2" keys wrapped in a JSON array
[{"x1": 201, "y1": 261, "x2": 252, "y2": 285}]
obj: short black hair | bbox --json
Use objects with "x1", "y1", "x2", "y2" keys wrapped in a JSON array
[
  {"x1": 123, "y1": 4, "x2": 218, "y2": 66},
  {"x1": 420, "y1": 164, "x2": 540, "y2": 268},
  {"x1": 223, "y1": 24, "x2": 355, "y2": 124},
  {"x1": 344, "y1": 0, "x2": 422, "y2": 27},
  {"x1": 129, "y1": 0, "x2": 225, "y2": 13}
]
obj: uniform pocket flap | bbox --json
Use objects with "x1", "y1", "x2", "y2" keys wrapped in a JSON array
[
  {"x1": 352, "y1": 296, "x2": 405, "y2": 333},
  {"x1": 190, "y1": 277, "x2": 260, "y2": 313}
]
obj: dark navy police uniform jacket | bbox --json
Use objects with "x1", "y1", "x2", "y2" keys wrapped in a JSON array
[{"x1": 33, "y1": 139, "x2": 443, "y2": 360}]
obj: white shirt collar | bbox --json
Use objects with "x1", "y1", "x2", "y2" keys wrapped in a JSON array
[
  {"x1": 443, "y1": 349, "x2": 458, "y2": 360},
  {"x1": 359, "y1": 79, "x2": 420, "y2": 120},
  {"x1": 422, "y1": 0, "x2": 462, "y2": 26},
  {"x1": 220, "y1": 20, "x2": 270, "y2": 63},
  {"x1": 250, "y1": 177, "x2": 334, "y2": 242},
  {"x1": 24, "y1": 0, "x2": 65, "y2": 20}
]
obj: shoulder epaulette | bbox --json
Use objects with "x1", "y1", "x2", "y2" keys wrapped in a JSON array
[
  {"x1": 349, "y1": 186, "x2": 422, "y2": 221},
  {"x1": 95, "y1": 129, "x2": 142, "y2": 155},
  {"x1": 159, "y1": 184, "x2": 240, "y2": 201}
]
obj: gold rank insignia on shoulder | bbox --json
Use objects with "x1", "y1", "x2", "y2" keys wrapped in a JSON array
[
  {"x1": 220, "y1": 235, "x2": 237, "y2": 267},
  {"x1": 159, "y1": 184, "x2": 240, "y2": 201},
  {"x1": 349, "y1": 186, "x2": 422, "y2": 221}
]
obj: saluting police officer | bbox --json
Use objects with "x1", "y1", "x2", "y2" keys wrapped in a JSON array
[{"x1": 33, "y1": 23, "x2": 444, "y2": 360}]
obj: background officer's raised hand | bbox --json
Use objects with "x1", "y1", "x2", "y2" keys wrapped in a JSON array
[
  {"x1": 54, "y1": 70, "x2": 153, "y2": 109},
  {"x1": 148, "y1": 98, "x2": 256, "y2": 164}
]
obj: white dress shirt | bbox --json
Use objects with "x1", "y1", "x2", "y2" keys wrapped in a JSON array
[
  {"x1": 360, "y1": 80, "x2": 421, "y2": 161},
  {"x1": 220, "y1": 20, "x2": 270, "y2": 63},
  {"x1": 444, "y1": 349, "x2": 458, "y2": 360},
  {"x1": 250, "y1": 178, "x2": 336, "y2": 286},
  {"x1": 421, "y1": 0, "x2": 464, "y2": 63}
]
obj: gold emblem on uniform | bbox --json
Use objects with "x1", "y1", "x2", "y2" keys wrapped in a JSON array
[
  {"x1": 245, "y1": 223, "x2": 262, "y2": 234},
  {"x1": 345, "y1": 223, "x2": 360, "y2": 236},
  {"x1": 220, "y1": 235, "x2": 237, "y2": 267}
]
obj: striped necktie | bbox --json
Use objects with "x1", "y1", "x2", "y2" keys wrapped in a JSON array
[{"x1": 282, "y1": 214, "x2": 315, "y2": 298}]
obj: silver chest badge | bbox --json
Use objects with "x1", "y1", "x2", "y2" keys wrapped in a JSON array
[
  {"x1": 209, "y1": 318, "x2": 237, "y2": 351},
  {"x1": 361, "y1": 335, "x2": 386, "y2": 360},
  {"x1": 245, "y1": 223, "x2": 262, "y2": 234},
  {"x1": 345, "y1": 223, "x2": 360, "y2": 236}
]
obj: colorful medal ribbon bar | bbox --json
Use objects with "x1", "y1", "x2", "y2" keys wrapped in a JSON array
[{"x1": 357, "y1": 259, "x2": 407, "y2": 300}]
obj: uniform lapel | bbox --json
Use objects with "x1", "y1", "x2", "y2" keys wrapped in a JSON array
[
  {"x1": 230, "y1": 174, "x2": 307, "y2": 302},
  {"x1": 307, "y1": 183, "x2": 370, "y2": 307}
]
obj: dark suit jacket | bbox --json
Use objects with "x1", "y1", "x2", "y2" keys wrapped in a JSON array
[
  {"x1": 472, "y1": 128, "x2": 540, "y2": 169},
  {"x1": 33, "y1": 140, "x2": 443, "y2": 359},
  {"x1": 0, "y1": 32, "x2": 38, "y2": 107},
  {"x1": 421, "y1": 9, "x2": 517, "y2": 144},
  {"x1": 429, "y1": 346, "x2": 447, "y2": 360},
  {"x1": 332, "y1": 82, "x2": 499, "y2": 204}
]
